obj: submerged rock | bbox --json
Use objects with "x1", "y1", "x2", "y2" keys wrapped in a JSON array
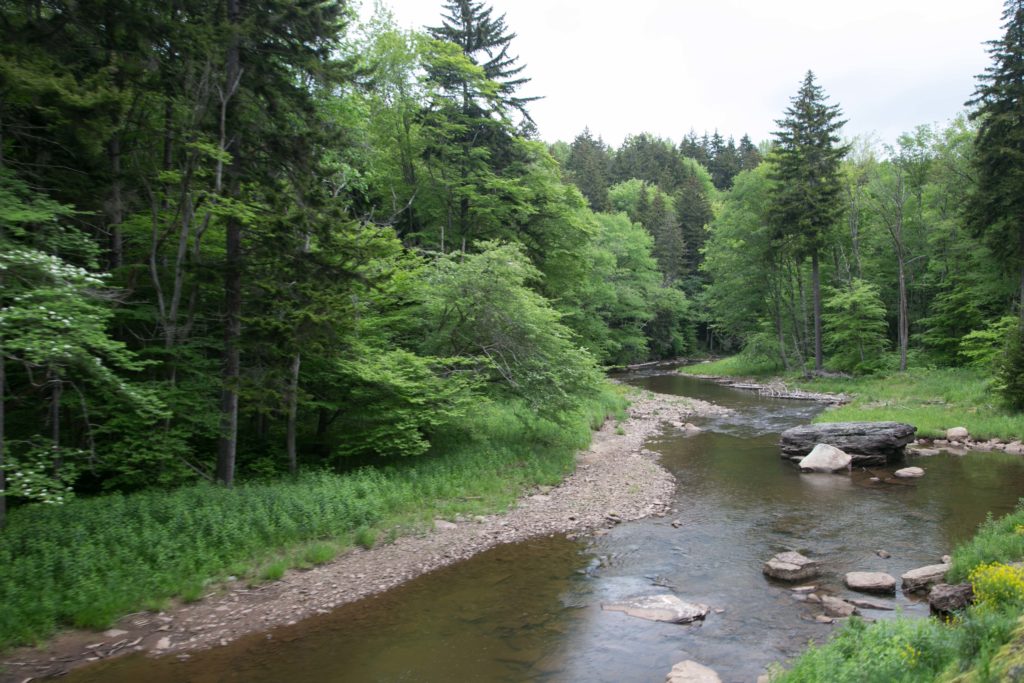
[
  {"x1": 779, "y1": 422, "x2": 917, "y2": 465},
  {"x1": 902, "y1": 563, "x2": 950, "y2": 593},
  {"x1": 848, "y1": 596, "x2": 895, "y2": 611},
  {"x1": 845, "y1": 571, "x2": 897, "y2": 594},
  {"x1": 929, "y1": 583, "x2": 974, "y2": 616},
  {"x1": 894, "y1": 467, "x2": 925, "y2": 478},
  {"x1": 665, "y1": 660, "x2": 722, "y2": 683},
  {"x1": 821, "y1": 595, "x2": 859, "y2": 618},
  {"x1": 798, "y1": 443, "x2": 852, "y2": 473},
  {"x1": 763, "y1": 551, "x2": 819, "y2": 582},
  {"x1": 602, "y1": 594, "x2": 710, "y2": 623}
]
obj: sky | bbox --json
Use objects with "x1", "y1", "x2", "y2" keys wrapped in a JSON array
[{"x1": 357, "y1": 0, "x2": 1005, "y2": 148}]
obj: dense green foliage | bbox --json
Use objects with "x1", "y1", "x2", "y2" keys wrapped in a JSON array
[{"x1": 0, "y1": 389, "x2": 624, "y2": 647}]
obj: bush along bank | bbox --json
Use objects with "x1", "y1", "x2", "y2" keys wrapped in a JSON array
[
  {"x1": 773, "y1": 502, "x2": 1024, "y2": 682},
  {"x1": 0, "y1": 389, "x2": 626, "y2": 650}
]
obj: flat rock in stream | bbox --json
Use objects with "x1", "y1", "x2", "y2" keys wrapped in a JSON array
[
  {"x1": 779, "y1": 422, "x2": 917, "y2": 465},
  {"x1": 602, "y1": 594, "x2": 710, "y2": 623},
  {"x1": 902, "y1": 563, "x2": 950, "y2": 593},
  {"x1": 763, "y1": 551, "x2": 820, "y2": 582},
  {"x1": 844, "y1": 571, "x2": 897, "y2": 594}
]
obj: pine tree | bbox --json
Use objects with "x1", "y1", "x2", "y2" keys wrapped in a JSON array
[
  {"x1": 769, "y1": 71, "x2": 849, "y2": 372},
  {"x1": 565, "y1": 128, "x2": 611, "y2": 211},
  {"x1": 428, "y1": 0, "x2": 537, "y2": 121},
  {"x1": 967, "y1": 0, "x2": 1024, "y2": 323}
]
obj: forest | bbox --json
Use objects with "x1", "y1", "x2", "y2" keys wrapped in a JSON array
[{"x1": 2, "y1": 0, "x2": 1024, "y2": 665}]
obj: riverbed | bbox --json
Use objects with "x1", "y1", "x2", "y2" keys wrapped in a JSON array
[{"x1": 60, "y1": 370, "x2": 1024, "y2": 682}]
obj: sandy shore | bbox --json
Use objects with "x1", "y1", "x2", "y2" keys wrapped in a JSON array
[{"x1": 1, "y1": 388, "x2": 729, "y2": 681}]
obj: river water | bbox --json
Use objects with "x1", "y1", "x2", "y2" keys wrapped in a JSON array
[{"x1": 65, "y1": 371, "x2": 1024, "y2": 682}]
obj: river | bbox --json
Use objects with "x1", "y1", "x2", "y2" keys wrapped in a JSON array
[{"x1": 64, "y1": 370, "x2": 1024, "y2": 682}]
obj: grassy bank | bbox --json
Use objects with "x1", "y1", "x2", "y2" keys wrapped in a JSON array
[
  {"x1": 775, "y1": 504, "x2": 1024, "y2": 682},
  {"x1": 0, "y1": 388, "x2": 626, "y2": 649},
  {"x1": 680, "y1": 359, "x2": 1024, "y2": 441}
]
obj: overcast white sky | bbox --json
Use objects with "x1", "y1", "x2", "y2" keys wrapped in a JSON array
[{"x1": 358, "y1": 0, "x2": 1005, "y2": 148}]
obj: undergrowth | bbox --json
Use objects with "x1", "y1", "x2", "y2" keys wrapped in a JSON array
[{"x1": 0, "y1": 386, "x2": 626, "y2": 649}]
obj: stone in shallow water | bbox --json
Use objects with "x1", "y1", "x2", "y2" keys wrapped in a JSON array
[
  {"x1": 821, "y1": 595, "x2": 858, "y2": 617},
  {"x1": 894, "y1": 467, "x2": 925, "y2": 478},
  {"x1": 848, "y1": 596, "x2": 895, "y2": 611},
  {"x1": 946, "y1": 426, "x2": 969, "y2": 441},
  {"x1": 763, "y1": 551, "x2": 819, "y2": 582},
  {"x1": 798, "y1": 443, "x2": 852, "y2": 473},
  {"x1": 844, "y1": 571, "x2": 897, "y2": 594},
  {"x1": 602, "y1": 594, "x2": 709, "y2": 624},
  {"x1": 665, "y1": 660, "x2": 722, "y2": 683},
  {"x1": 902, "y1": 563, "x2": 950, "y2": 592}
]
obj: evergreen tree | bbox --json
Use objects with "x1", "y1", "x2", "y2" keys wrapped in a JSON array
[
  {"x1": 565, "y1": 128, "x2": 611, "y2": 211},
  {"x1": 428, "y1": 0, "x2": 537, "y2": 121},
  {"x1": 769, "y1": 71, "x2": 849, "y2": 372},
  {"x1": 738, "y1": 134, "x2": 762, "y2": 171},
  {"x1": 966, "y1": 0, "x2": 1024, "y2": 322}
]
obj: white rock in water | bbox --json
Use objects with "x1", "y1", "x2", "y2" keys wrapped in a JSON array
[
  {"x1": 946, "y1": 426, "x2": 969, "y2": 441},
  {"x1": 894, "y1": 467, "x2": 925, "y2": 478},
  {"x1": 798, "y1": 443, "x2": 852, "y2": 473},
  {"x1": 845, "y1": 571, "x2": 897, "y2": 594},
  {"x1": 902, "y1": 563, "x2": 950, "y2": 592},
  {"x1": 602, "y1": 594, "x2": 709, "y2": 624},
  {"x1": 763, "y1": 551, "x2": 820, "y2": 581},
  {"x1": 666, "y1": 660, "x2": 722, "y2": 683}
]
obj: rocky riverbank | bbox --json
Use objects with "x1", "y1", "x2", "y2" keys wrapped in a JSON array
[{"x1": 0, "y1": 388, "x2": 727, "y2": 681}]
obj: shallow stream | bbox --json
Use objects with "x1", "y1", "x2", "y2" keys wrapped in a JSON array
[{"x1": 65, "y1": 371, "x2": 1024, "y2": 682}]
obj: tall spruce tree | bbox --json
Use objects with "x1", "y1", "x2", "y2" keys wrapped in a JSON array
[
  {"x1": 769, "y1": 71, "x2": 849, "y2": 372},
  {"x1": 428, "y1": 0, "x2": 537, "y2": 121},
  {"x1": 967, "y1": 0, "x2": 1024, "y2": 323}
]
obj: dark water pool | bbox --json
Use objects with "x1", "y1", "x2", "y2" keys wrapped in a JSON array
[{"x1": 64, "y1": 372, "x2": 1024, "y2": 682}]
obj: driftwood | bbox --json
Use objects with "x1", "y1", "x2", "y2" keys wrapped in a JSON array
[{"x1": 684, "y1": 375, "x2": 848, "y2": 404}]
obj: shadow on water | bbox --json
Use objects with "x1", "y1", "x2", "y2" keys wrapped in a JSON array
[{"x1": 64, "y1": 370, "x2": 1024, "y2": 683}]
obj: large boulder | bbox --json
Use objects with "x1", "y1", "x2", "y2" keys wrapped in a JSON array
[
  {"x1": 763, "y1": 551, "x2": 820, "y2": 582},
  {"x1": 844, "y1": 571, "x2": 897, "y2": 594},
  {"x1": 902, "y1": 563, "x2": 950, "y2": 593},
  {"x1": 798, "y1": 444, "x2": 852, "y2": 473},
  {"x1": 602, "y1": 594, "x2": 710, "y2": 623},
  {"x1": 666, "y1": 661, "x2": 722, "y2": 683},
  {"x1": 780, "y1": 422, "x2": 917, "y2": 466}
]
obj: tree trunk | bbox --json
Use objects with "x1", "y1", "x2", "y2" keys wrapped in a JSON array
[
  {"x1": 216, "y1": 0, "x2": 242, "y2": 487},
  {"x1": 0, "y1": 334, "x2": 6, "y2": 529},
  {"x1": 897, "y1": 251, "x2": 909, "y2": 372},
  {"x1": 50, "y1": 370, "x2": 62, "y2": 472},
  {"x1": 108, "y1": 134, "x2": 124, "y2": 269},
  {"x1": 286, "y1": 352, "x2": 300, "y2": 475},
  {"x1": 811, "y1": 250, "x2": 823, "y2": 373}
]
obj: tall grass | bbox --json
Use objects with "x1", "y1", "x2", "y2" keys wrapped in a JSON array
[
  {"x1": 794, "y1": 367, "x2": 1024, "y2": 441},
  {"x1": 0, "y1": 387, "x2": 626, "y2": 649},
  {"x1": 682, "y1": 358, "x2": 1024, "y2": 442}
]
